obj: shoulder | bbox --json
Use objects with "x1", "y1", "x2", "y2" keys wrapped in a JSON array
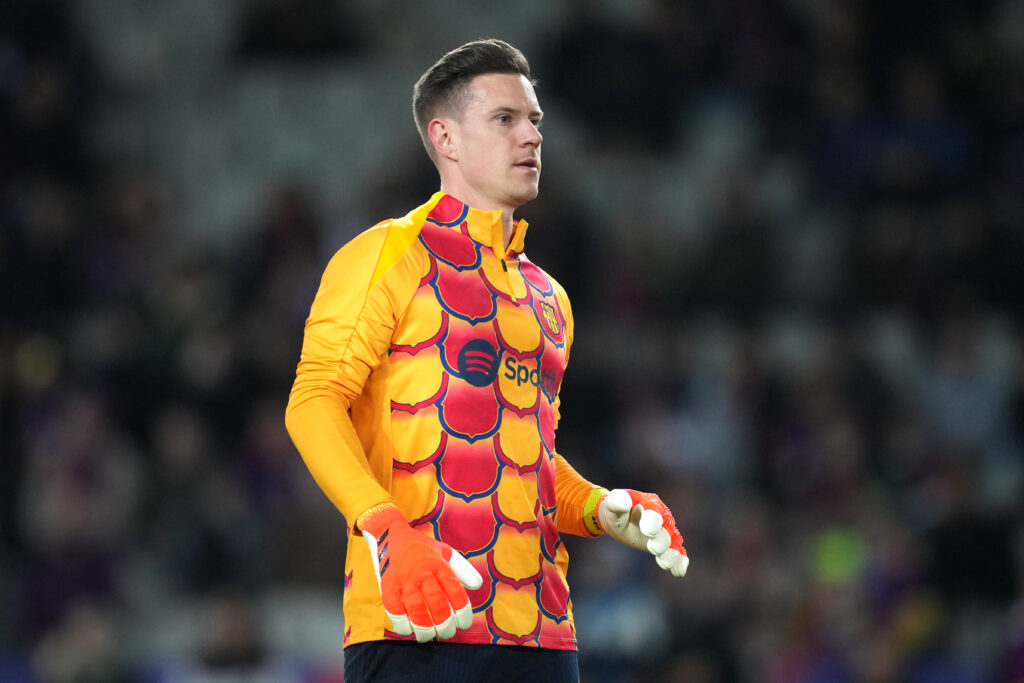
[
  {"x1": 324, "y1": 193, "x2": 459, "y2": 275},
  {"x1": 519, "y1": 255, "x2": 572, "y2": 304},
  {"x1": 323, "y1": 214, "x2": 428, "y2": 289},
  {"x1": 324, "y1": 221, "x2": 391, "y2": 266}
]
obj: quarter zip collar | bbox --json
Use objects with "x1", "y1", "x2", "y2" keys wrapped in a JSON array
[{"x1": 425, "y1": 192, "x2": 529, "y2": 257}]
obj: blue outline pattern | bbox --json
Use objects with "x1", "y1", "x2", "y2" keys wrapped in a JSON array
[
  {"x1": 386, "y1": 202, "x2": 576, "y2": 642},
  {"x1": 422, "y1": 259, "x2": 499, "y2": 324},
  {"x1": 425, "y1": 203, "x2": 469, "y2": 228},
  {"x1": 437, "y1": 456, "x2": 504, "y2": 503}
]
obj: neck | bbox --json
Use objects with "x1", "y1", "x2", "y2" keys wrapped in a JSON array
[
  {"x1": 499, "y1": 211, "x2": 515, "y2": 250},
  {"x1": 437, "y1": 183, "x2": 517, "y2": 250}
]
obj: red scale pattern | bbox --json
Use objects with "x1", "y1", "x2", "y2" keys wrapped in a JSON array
[{"x1": 385, "y1": 202, "x2": 575, "y2": 648}]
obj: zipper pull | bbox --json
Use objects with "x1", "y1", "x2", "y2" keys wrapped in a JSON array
[{"x1": 499, "y1": 256, "x2": 515, "y2": 296}]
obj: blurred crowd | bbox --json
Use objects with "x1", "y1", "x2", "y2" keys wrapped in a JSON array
[{"x1": 2, "y1": 0, "x2": 1024, "y2": 682}]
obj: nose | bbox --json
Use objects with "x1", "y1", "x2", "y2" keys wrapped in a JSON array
[{"x1": 522, "y1": 120, "x2": 542, "y2": 147}]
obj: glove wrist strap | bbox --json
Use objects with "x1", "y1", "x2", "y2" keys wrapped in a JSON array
[
  {"x1": 356, "y1": 501, "x2": 402, "y2": 538},
  {"x1": 582, "y1": 487, "x2": 609, "y2": 536}
]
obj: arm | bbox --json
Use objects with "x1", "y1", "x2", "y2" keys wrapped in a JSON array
[
  {"x1": 284, "y1": 225, "x2": 398, "y2": 525},
  {"x1": 285, "y1": 222, "x2": 481, "y2": 641},
  {"x1": 547, "y1": 283, "x2": 688, "y2": 577},
  {"x1": 551, "y1": 454, "x2": 688, "y2": 577}
]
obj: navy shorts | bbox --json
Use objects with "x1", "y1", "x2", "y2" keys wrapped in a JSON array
[{"x1": 343, "y1": 640, "x2": 580, "y2": 683}]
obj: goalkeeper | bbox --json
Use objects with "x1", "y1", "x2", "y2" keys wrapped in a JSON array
[{"x1": 285, "y1": 38, "x2": 688, "y2": 683}]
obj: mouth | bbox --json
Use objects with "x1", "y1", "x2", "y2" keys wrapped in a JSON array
[{"x1": 515, "y1": 158, "x2": 540, "y2": 172}]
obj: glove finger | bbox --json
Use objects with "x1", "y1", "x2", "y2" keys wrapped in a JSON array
[
  {"x1": 385, "y1": 610, "x2": 413, "y2": 636},
  {"x1": 660, "y1": 513, "x2": 686, "y2": 554},
  {"x1": 638, "y1": 508, "x2": 664, "y2": 538},
  {"x1": 421, "y1": 575, "x2": 455, "y2": 629},
  {"x1": 380, "y1": 584, "x2": 407, "y2": 622},
  {"x1": 447, "y1": 550, "x2": 483, "y2": 591},
  {"x1": 629, "y1": 503, "x2": 645, "y2": 527},
  {"x1": 436, "y1": 562, "x2": 473, "y2": 617},
  {"x1": 402, "y1": 588, "x2": 437, "y2": 643},
  {"x1": 655, "y1": 547, "x2": 680, "y2": 571},
  {"x1": 453, "y1": 601, "x2": 474, "y2": 631},
  {"x1": 434, "y1": 610, "x2": 458, "y2": 641},
  {"x1": 647, "y1": 527, "x2": 671, "y2": 555},
  {"x1": 672, "y1": 554, "x2": 690, "y2": 578},
  {"x1": 413, "y1": 622, "x2": 437, "y2": 643},
  {"x1": 435, "y1": 570, "x2": 475, "y2": 632}
]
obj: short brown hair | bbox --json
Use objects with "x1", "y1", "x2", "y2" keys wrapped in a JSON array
[{"x1": 413, "y1": 39, "x2": 534, "y2": 160}]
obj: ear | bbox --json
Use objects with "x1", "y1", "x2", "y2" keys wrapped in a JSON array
[{"x1": 428, "y1": 118, "x2": 458, "y2": 162}]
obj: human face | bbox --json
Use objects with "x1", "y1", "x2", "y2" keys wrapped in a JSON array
[{"x1": 445, "y1": 73, "x2": 543, "y2": 213}]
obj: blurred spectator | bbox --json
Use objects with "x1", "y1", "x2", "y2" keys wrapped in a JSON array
[
  {"x1": 236, "y1": 0, "x2": 365, "y2": 60},
  {"x1": 31, "y1": 599, "x2": 133, "y2": 683},
  {"x1": 150, "y1": 590, "x2": 306, "y2": 683},
  {"x1": 17, "y1": 389, "x2": 142, "y2": 644},
  {"x1": 870, "y1": 54, "x2": 978, "y2": 199},
  {"x1": 541, "y1": 0, "x2": 683, "y2": 152},
  {"x1": 917, "y1": 304, "x2": 1015, "y2": 459},
  {"x1": 690, "y1": 174, "x2": 778, "y2": 320},
  {"x1": 147, "y1": 402, "x2": 266, "y2": 594},
  {"x1": 1, "y1": 0, "x2": 95, "y2": 180}
]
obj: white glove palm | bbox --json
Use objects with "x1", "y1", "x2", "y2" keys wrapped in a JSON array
[{"x1": 598, "y1": 488, "x2": 689, "y2": 577}]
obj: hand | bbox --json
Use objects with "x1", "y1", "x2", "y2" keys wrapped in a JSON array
[
  {"x1": 360, "y1": 505, "x2": 483, "y2": 642},
  {"x1": 598, "y1": 489, "x2": 689, "y2": 577}
]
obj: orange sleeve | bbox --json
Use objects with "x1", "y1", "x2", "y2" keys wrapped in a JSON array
[
  {"x1": 284, "y1": 221, "x2": 416, "y2": 527},
  {"x1": 553, "y1": 454, "x2": 606, "y2": 537},
  {"x1": 548, "y1": 277, "x2": 606, "y2": 537}
]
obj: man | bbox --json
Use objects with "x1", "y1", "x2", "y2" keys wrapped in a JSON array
[{"x1": 285, "y1": 39, "x2": 688, "y2": 682}]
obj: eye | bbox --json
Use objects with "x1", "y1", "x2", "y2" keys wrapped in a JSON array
[
  {"x1": 496, "y1": 114, "x2": 512, "y2": 124},
  {"x1": 531, "y1": 118, "x2": 543, "y2": 129}
]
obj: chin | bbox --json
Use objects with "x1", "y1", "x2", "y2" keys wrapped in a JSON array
[
  {"x1": 511, "y1": 195, "x2": 537, "y2": 209},
  {"x1": 515, "y1": 186, "x2": 540, "y2": 206}
]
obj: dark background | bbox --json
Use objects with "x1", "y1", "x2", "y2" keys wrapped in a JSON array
[{"x1": 2, "y1": 0, "x2": 1023, "y2": 681}]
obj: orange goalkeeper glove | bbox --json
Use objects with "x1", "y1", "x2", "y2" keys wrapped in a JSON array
[
  {"x1": 358, "y1": 504, "x2": 483, "y2": 642},
  {"x1": 595, "y1": 489, "x2": 689, "y2": 577}
]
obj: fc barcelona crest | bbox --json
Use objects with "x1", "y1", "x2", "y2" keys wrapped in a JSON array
[{"x1": 540, "y1": 301, "x2": 561, "y2": 336}]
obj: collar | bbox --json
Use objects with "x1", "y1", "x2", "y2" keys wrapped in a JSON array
[{"x1": 423, "y1": 192, "x2": 529, "y2": 256}]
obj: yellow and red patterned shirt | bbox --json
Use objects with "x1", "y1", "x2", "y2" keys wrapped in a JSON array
[{"x1": 286, "y1": 192, "x2": 602, "y2": 651}]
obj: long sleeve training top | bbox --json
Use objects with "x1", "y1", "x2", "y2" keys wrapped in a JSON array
[{"x1": 286, "y1": 192, "x2": 602, "y2": 649}]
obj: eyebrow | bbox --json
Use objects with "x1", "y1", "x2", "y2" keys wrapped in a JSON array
[{"x1": 488, "y1": 105, "x2": 544, "y2": 120}]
